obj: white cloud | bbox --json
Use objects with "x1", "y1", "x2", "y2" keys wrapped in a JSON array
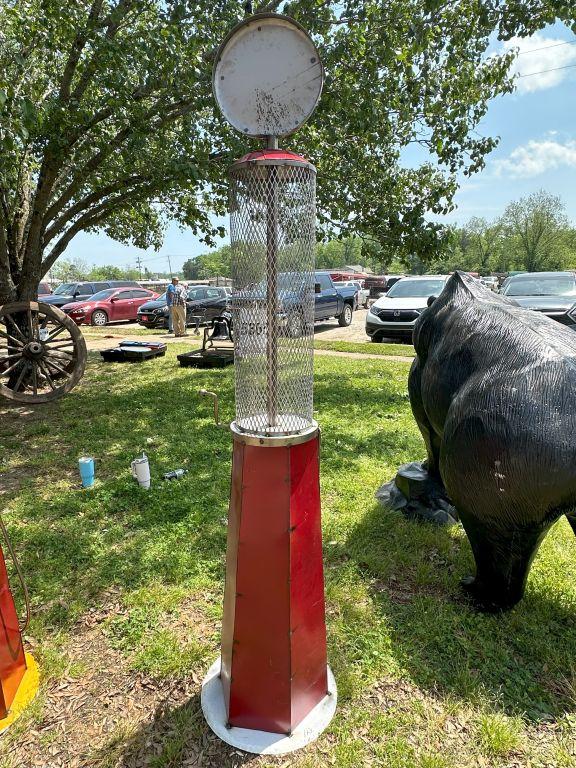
[
  {"x1": 500, "y1": 32, "x2": 576, "y2": 93},
  {"x1": 494, "y1": 138, "x2": 576, "y2": 178}
]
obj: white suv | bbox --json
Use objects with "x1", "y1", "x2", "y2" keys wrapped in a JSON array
[{"x1": 365, "y1": 275, "x2": 449, "y2": 342}]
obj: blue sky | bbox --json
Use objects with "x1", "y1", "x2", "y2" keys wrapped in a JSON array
[{"x1": 66, "y1": 23, "x2": 576, "y2": 273}]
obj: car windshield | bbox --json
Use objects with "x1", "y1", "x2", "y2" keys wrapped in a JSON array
[
  {"x1": 504, "y1": 276, "x2": 576, "y2": 297},
  {"x1": 87, "y1": 289, "x2": 116, "y2": 301},
  {"x1": 241, "y1": 274, "x2": 308, "y2": 295},
  {"x1": 53, "y1": 283, "x2": 76, "y2": 295},
  {"x1": 386, "y1": 278, "x2": 446, "y2": 298}
]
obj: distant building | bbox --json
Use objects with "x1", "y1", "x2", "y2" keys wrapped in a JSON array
[{"x1": 345, "y1": 264, "x2": 373, "y2": 275}]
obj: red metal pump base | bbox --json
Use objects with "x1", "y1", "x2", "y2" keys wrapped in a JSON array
[
  {"x1": 0, "y1": 545, "x2": 26, "y2": 719},
  {"x1": 220, "y1": 429, "x2": 328, "y2": 735}
]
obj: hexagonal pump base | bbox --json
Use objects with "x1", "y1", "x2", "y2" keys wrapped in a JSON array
[{"x1": 201, "y1": 658, "x2": 337, "y2": 754}]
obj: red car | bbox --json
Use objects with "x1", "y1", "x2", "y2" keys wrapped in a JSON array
[
  {"x1": 62, "y1": 287, "x2": 158, "y2": 326},
  {"x1": 38, "y1": 281, "x2": 52, "y2": 297}
]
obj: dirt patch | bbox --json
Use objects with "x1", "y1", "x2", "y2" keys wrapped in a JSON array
[{"x1": 6, "y1": 593, "x2": 267, "y2": 768}]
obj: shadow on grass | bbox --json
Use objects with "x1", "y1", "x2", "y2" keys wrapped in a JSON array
[
  {"x1": 2, "y1": 351, "x2": 237, "y2": 630},
  {"x1": 344, "y1": 502, "x2": 576, "y2": 722},
  {"x1": 3, "y1": 351, "x2": 412, "y2": 633},
  {"x1": 92, "y1": 692, "x2": 257, "y2": 768}
]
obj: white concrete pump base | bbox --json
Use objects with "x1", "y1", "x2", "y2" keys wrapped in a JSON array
[{"x1": 200, "y1": 658, "x2": 337, "y2": 755}]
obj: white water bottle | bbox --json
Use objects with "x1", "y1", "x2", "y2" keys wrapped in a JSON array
[{"x1": 131, "y1": 453, "x2": 151, "y2": 489}]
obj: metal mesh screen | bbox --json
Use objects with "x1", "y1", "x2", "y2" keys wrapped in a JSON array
[{"x1": 229, "y1": 158, "x2": 316, "y2": 436}]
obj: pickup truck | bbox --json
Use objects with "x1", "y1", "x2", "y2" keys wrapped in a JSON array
[
  {"x1": 232, "y1": 271, "x2": 357, "y2": 339},
  {"x1": 314, "y1": 272, "x2": 357, "y2": 326}
]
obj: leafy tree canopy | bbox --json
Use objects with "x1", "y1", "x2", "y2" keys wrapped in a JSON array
[
  {"x1": 1, "y1": 0, "x2": 573, "y2": 301},
  {"x1": 429, "y1": 191, "x2": 576, "y2": 275},
  {"x1": 182, "y1": 245, "x2": 232, "y2": 280},
  {"x1": 50, "y1": 257, "x2": 148, "y2": 281}
]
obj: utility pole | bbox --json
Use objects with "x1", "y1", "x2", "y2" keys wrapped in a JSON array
[
  {"x1": 136, "y1": 256, "x2": 143, "y2": 280},
  {"x1": 167, "y1": 254, "x2": 173, "y2": 277}
]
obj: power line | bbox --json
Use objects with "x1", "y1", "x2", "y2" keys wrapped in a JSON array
[
  {"x1": 517, "y1": 62, "x2": 576, "y2": 78},
  {"x1": 516, "y1": 39, "x2": 576, "y2": 56}
]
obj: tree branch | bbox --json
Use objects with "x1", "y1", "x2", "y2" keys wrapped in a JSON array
[
  {"x1": 41, "y1": 209, "x2": 113, "y2": 276},
  {"x1": 58, "y1": 0, "x2": 105, "y2": 102},
  {"x1": 40, "y1": 180, "x2": 161, "y2": 275},
  {"x1": 70, "y1": 0, "x2": 138, "y2": 104},
  {"x1": 43, "y1": 174, "x2": 147, "y2": 246},
  {"x1": 45, "y1": 92, "x2": 182, "y2": 223}
]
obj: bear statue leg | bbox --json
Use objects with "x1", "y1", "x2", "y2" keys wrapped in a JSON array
[
  {"x1": 459, "y1": 516, "x2": 553, "y2": 612},
  {"x1": 564, "y1": 509, "x2": 576, "y2": 536},
  {"x1": 408, "y1": 360, "x2": 443, "y2": 479}
]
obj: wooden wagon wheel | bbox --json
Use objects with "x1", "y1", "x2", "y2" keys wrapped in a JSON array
[{"x1": 0, "y1": 301, "x2": 87, "y2": 404}]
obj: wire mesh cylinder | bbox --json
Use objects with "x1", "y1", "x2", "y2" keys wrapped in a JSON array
[{"x1": 229, "y1": 150, "x2": 316, "y2": 436}]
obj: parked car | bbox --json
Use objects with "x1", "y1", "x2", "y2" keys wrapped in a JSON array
[
  {"x1": 382, "y1": 275, "x2": 406, "y2": 293},
  {"x1": 41, "y1": 280, "x2": 142, "y2": 307},
  {"x1": 500, "y1": 271, "x2": 576, "y2": 329},
  {"x1": 363, "y1": 274, "x2": 405, "y2": 300},
  {"x1": 231, "y1": 271, "x2": 357, "y2": 336},
  {"x1": 366, "y1": 275, "x2": 449, "y2": 342},
  {"x1": 479, "y1": 276, "x2": 499, "y2": 291},
  {"x1": 334, "y1": 280, "x2": 370, "y2": 309},
  {"x1": 313, "y1": 272, "x2": 357, "y2": 326},
  {"x1": 137, "y1": 285, "x2": 230, "y2": 328},
  {"x1": 37, "y1": 282, "x2": 52, "y2": 297},
  {"x1": 62, "y1": 288, "x2": 158, "y2": 326}
]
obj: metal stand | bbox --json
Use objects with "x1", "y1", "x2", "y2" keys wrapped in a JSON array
[
  {"x1": 201, "y1": 424, "x2": 337, "y2": 752},
  {"x1": 201, "y1": 659, "x2": 336, "y2": 755},
  {"x1": 266, "y1": 136, "x2": 279, "y2": 428}
]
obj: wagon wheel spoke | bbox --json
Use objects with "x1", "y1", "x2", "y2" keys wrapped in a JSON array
[
  {"x1": 43, "y1": 339, "x2": 74, "y2": 350},
  {"x1": 3, "y1": 314, "x2": 27, "y2": 343},
  {"x1": 13, "y1": 361, "x2": 30, "y2": 392},
  {"x1": 31, "y1": 361, "x2": 38, "y2": 395},
  {"x1": 27, "y1": 308, "x2": 35, "y2": 341},
  {"x1": 0, "y1": 328, "x2": 24, "y2": 347},
  {"x1": 46, "y1": 324, "x2": 67, "y2": 342},
  {"x1": 49, "y1": 349, "x2": 74, "y2": 361},
  {"x1": 1, "y1": 358, "x2": 26, "y2": 377},
  {"x1": 44, "y1": 357, "x2": 72, "y2": 378},
  {"x1": 38, "y1": 360, "x2": 57, "y2": 390},
  {"x1": 1, "y1": 353, "x2": 25, "y2": 362}
]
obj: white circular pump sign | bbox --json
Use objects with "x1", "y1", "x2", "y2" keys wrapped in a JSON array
[{"x1": 213, "y1": 14, "x2": 324, "y2": 138}]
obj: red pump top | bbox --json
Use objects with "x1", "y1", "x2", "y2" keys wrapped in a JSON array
[
  {"x1": 231, "y1": 149, "x2": 315, "y2": 173},
  {"x1": 236, "y1": 149, "x2": 308, "y2": 164}
]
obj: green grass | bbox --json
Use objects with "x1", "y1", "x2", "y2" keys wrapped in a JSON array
[
  {"x1": 1, "y1": 348, "x2": 575, "y2": 767},
  {"x1": 81, "y1": 322, "x2": 166, "y2": 337},
  {"x1": 314, "y1": 339, "x2": 415, "y2": 357}
]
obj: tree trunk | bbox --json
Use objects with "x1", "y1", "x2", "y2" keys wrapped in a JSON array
[{"x1": 0, "y1": 236, "x2": 42, "y2": 305}]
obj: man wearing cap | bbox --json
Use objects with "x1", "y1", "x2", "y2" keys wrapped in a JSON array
[{"x1": 166, "y1": 277, "x2": 188, "y2": 337}]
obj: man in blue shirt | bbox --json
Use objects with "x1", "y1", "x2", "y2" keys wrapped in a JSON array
[
  {"x1": 166, "y1": 277, "x2": 188, "y2": 336},
  {"x1": 166, "y1": 277, "x2": 177, "y2": 333}
]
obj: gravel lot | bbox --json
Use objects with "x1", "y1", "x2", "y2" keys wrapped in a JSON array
[{"x1": 81, "y1": 308, "x2": 381, "y2": 350}]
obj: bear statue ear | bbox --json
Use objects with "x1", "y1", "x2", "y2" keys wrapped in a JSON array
[{"x1": 427, "y1": 295, "x2": 437, "y2": 308}]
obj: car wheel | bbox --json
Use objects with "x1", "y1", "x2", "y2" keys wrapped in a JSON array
[
  {"x1": 287, "y1": 312, "x2": 304, "y2": 338},
  {"x1": 338, "y1": 303, "x2": 353, "y2": 327},
  {"x1": 91, "y1": 310, "x2": 108, "y2": 326}
]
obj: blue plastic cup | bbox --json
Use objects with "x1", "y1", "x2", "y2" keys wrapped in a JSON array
[{"x1": 79, "y1": 457, "x2": 95, "y2": 488}]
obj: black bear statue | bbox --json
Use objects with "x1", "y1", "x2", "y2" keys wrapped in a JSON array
[{"x1": 401, "y1": 271, "x2": 576, "y2": 611}]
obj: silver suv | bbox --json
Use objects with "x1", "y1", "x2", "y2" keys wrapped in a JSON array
[{"x1": 366, "y1": 275, "x2": 449, "y2": 342}]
